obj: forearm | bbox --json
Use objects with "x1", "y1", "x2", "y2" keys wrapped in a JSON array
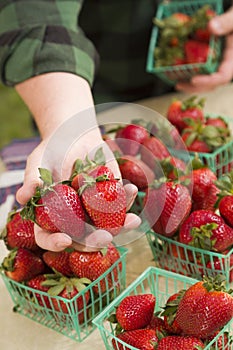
[{"x1": 15, "y1": 72, "x2": 96, "y2": 140}]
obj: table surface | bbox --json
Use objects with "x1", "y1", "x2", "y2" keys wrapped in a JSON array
[{"x1": 1, "y1": 83, "x2": 233, "y2": 349}]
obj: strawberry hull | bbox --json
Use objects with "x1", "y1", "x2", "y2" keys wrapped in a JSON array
[{"x1": 0, "y1": 247, "x2": 128, "y2": 343}]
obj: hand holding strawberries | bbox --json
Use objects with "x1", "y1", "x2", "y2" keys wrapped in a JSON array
[
  {"x1": 18, "y1": 147, "x2": 140, "y2": 252},
  {"x1": 176, "y1": 6, "x2": 233, "y2": 93}
]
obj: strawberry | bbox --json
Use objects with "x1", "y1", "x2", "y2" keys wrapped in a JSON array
[
  {"x1": 117, "y1": 154, "x2": 155, "y2": 190},
  {"x1": 162, "y1": 291, "x2": 184, "y2": 335},
  {"x1": 146, "y1": 315, "x2": 167, "y2": 333},
  {"x1": 28, "y1": 273, "x2": 90, "y2": 323},
  {"x1": 140, "y1": 136, "x2": 170, "y2": 171},
  {"x1": 115, "y1": 294, "x2": 156, "y2": 331},
  {"x1": 191, "y1": 5, "x2": 216, "y2": 42},
  {"x1": 144, "y1": 180, "x2": 192, "y2": 237},
  {"x1": 179, "y1": 210, "x2": 233, "y2": 252},
  {"x1": 27, "y1": 274, "x2": 51, "y2": 308},
  {"x1": 115, "y1": 123, "x2": 149, "y2": 156},
  {"x1": 78, "y1": 171, "x2": 126, "y2": 236},
  {"x1": 42, "y1": 249, "x2": 73, "y2": 277},
  {"x1": 185, "y1": 39, "x2": 211, "y2": 64},
  {"x1": 206, "y1": 116, "x2": 230, "y2": 137},
  {"x1": 112, "y1": 329, "x2": 158, "y2": 350},
  {"x1": 214, "y1": 171, "x2": 233, "y2": 227},
  {"x1": 21, "y1": 168, "x2": 86, "y2": 240},
  {"x1": 218, "y1": 196, "x2": 233, "y2": 228},
  {"x1": 159, "y1": 156, "x2": 187, "y2": 180},
  {"x1": 167, "y1": 96, "x2": 205, "y2": 133},
  {"x1": 2, "y1": 247, "x2": 45, "y2": 282},
  {"x1": 185, "y1": 166, "x2": 219, "y2": 211},
  {"x1": 157, "y1": 335, "x2": 205, "y2": 349},
  {"x1": 182, "y1": 131, "x2": 211, "y2": 153},
  {"x1": 175, "y1": 275, "x2": 233, "y2": 338},
  {"x1": 1, "y1": 209, "x2": 37, "y2": 251},
  {"x1": 69, "y1": 245, "x2": 114, "y2": 293}
]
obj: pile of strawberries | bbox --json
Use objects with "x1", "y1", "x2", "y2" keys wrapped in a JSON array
[
  {"x1": 154, "y1": 4, "x2": 218, "y2": 68},
  {"x1": 102, "y1": 95, "x2": 233, "y2": 282},
  {"x1": 167, "y1": 95, "x2": 232, "y2": 154},
  {"x1": 0, "y1": 149, "x2": 127, "y2": 323},
  {"x1": 108, "y1": 276, "x2": 233, "y2": 349}
]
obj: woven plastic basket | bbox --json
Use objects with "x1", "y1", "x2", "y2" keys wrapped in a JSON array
[
  {"x1": 93, "y1": 266, "x2": 233, "y2": 350},
  {"x1": 146, "y1": 230, "x2": 233, "y2": 287},
  {"x1": 146, "y1": 0, "x2": 223, "y2": 85},
  {"x1": 1, "y1": 247, "x2": 128, "y2": 342}
]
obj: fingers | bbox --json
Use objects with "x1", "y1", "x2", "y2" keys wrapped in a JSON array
[
  {"x1": 16, "y1": 143, "x2": 46, "y2": 205},
  {"x1": 209, "y1": 7, "x2": 233, "y2": 36},
  {"x1": 124, "y1": 183, "x2": 138, "y2": 211},
  {"x1": 34, "y1": 224, "x2": 73, "y2": 252},
  {"x1": 124, "y1": 212, "x2": 141, "y2": 230}
]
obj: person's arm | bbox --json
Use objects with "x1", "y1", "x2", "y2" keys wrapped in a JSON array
[{"x1": 176, "y1": 6, "x2": 233, "y2": 93}]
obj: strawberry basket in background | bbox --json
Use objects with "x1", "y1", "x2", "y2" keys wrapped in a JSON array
[
  {"x1": 146, "y1": 230, "x2": 233, "y2": 288},
  {"x1": 146, "y1": 0, "x2": 223, "y2": 85},
  {"x1": 0, "y1": 247, "x2": 127, "y2": 343},
  {"x1": 92, "y1": 266, "x2": 233, "y2": 350}
]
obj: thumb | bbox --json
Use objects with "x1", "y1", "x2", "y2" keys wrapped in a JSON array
[{"x1": 209, "y1": 7, "x2": 233, "y2": 35}]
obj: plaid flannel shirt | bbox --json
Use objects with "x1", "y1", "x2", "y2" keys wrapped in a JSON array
[
  {"x1": 0, "y1": 0, "x2": 175, "y2": 104},
  {"x1": 0, "y1": 0, "x2": 232, "y2": 104}
]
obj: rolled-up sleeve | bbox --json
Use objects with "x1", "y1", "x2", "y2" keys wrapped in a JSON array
[{"x1": 0, "y1": 0, "x2": 98, "y2": 86}]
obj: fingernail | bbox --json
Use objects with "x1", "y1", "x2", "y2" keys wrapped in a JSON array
[
  {"x1": 56, "y1": 234, "x2": 72, "y2": 248},
  {"x1": 210, "y1": 18, "x2": 222, "y2": 34}
]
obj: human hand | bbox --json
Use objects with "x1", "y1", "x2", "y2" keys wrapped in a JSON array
[
  {"x1": 176, "y1": 6, "x2": 233, "y2": 93},
  {"x1": 16, "y1": 124, "x2": 141, "y2": 252}
]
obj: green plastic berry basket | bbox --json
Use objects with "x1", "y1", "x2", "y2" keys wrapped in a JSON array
[
  {"x1": 146, "y1": 230, "x2": 233, "y2": 288},
  {"x1": 0, "y1": 247, "x2": 127, "y2": 343},
  {"x1": 146, "y1": 0, "x2": 223, "y2": 85},
  {"x1": 93, "y1": 266, "x2": 233, "y2": 350}
]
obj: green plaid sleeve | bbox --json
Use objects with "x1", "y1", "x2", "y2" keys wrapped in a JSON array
[{"x1": 0, "y1": 0, "x2": 98, "y2": 86}]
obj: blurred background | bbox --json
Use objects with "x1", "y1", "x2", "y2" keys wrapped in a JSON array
[{"x1": 0, "y1": 84, "x2": 36, "y2": 150}]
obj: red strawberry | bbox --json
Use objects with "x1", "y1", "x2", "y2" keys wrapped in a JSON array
[
  {"x1": 42, "y1": 249, "x2": 73, "y2": 277},
  {"x1": 160, "y1": 156, "x2": 187, "y2": 180},
  {"x1": 192, "y1": 5, "x2": 216, "y2": 42},
  {"x1": 218, "y1": 196, "x2": 233, "y2": 228},
  {"x1": 206, "y1": 116, "x2": 230, "y2": 137},
  {"x1": 185, "y1": 40, "x2": 211, "y2": 64},
  {"x1": 102, "y1": 134, "x2": 123, "y2": 155},
  {"x1": 179, "y1": 209, "x2": 233, "y2": 252},
  {"x1": 115, "y1": 124, "x2": 149, "y2": 156},
  {"x1": 112, "y1": 329, "x2": 158, "y2": 350},
  {"x1": 69, "y1": 246, "x2": 113, "y2": 293},
  {"x1": 117, "y1": 154, "x2": 155, "y2": 190},
  {"x1": 28, "y1": 273, "x2": 90, "y2": 323},
  {"x1": 21, "y1": 168, "x2": 86, "y2": 240},
  {"x1": 27, "y1": 274, "x2": 51, "y2": 308},
  {"x1": 167, "y1": 96, "x2": 205, "y2": 133},
  {"x1": 140, "y1": 136, "x2": 170, "y2": 171},
  {"x1": 146, "y1": 315, "x2": 167, "y2": 333},
  {"x1": 115, "y1": 294, "x2": 156, "y2": 331},
  {"x1": 78, "y1": 171, "x2": 126, "y2": 236},
  {"x1": 144, "y1": 181, "x2": 192, "y2": 237},
  {"x1": 1, "y1": 210, "x2": 37, "y2": 251},
  {"x1": 182, "y1": 130, "x2": 211, "y2": 153},
  {"x1": 175, "y1": 275, "x2": 233, "y2": 338},
  {"x1": 162, "y1": 292, "x2": 184, "y2": 335},
  {"x1": 157, "y1": 335, "x2": 205, "y2": 349},
  {"x1": 186, "y1": 166, "x2": 219, "y2": 211},
  {"x1": 2, "y1": 247, "x2": 45, "y2": 282}
]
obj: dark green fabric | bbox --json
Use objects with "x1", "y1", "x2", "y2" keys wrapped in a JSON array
[{"x1": 0, "y1": 0, "x2": 231, "y2": 104}]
